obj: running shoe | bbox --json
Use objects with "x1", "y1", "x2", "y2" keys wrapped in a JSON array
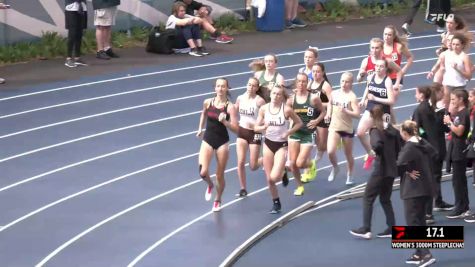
[
  {"x1": 205, "y1": 185, "x2": 213, "y2": 201},
  {"x1": 363, "y1": 154, "x2": 375, "y2": 170},
  {"x1": 301, "y1": 160, "x2": 316, "y2": 183},
  {"x1": 349, "y1": 227, "x2": 372, "y2": 239},
  {"x1": 285, "y1": 20, "x2": 295, "y2": 29},
  {"x1": 282, "y1": 171, "x2": 289, "y2": 187},
  {"x1": 198, "y1": 46, "x2": 210, "y2": 55},
  {"x1": 425, "y1": 214, "x2": 435, "y2": 225},
  {"x1": 293, "y1": 185, "x2": 305, "y2": 196},
  {"x1": 96, "y1": 50, "x2": 110, "y2": 60},
  {"x1": 235, "y1": 189, "x2": 248, "y2": 198},
  {"x1": 464, "y1": 214, "x2": 475, "y2": 223},
  {"x1": 215, "y1": 34, "x2": 234, "y2": 44},
  {"x1": 74, "y1": 58, "x2": 88, "y2": 66},
  {"x1": 189, "y1": 48, "x2": 204, "y2": 57},
  {"x1": 269, "y1": 202, "x2": 281, "y2": 214},
  {"x1": 406, "y1": 254, "x2": 421, "y2": 265},
  {"x1": 65, "y1": 58, "x2": 76, "y2": 68},
  {"x1": 376, "y1": 227, "x2": 392, "y2": 238},
  {"x1": 433, "y1": 202, "x2": 454, "y2": 211},
  {"x1": 446, "y1": 210, "x2": 466, "y2": 219},
  {"x1": 345, "y1": 174, "x2": 354, "y2": 185},
  {"x1": 328, "y1": 166, "x2": 340, "y2": 182},
  {"x1": 417, "y1": 254, "x2": 436, "y2": 267},
  {"x1": 401, "y1": 23, "x2": 412, "y2": 36},
  {"x1": 212, "y1": 200, "x2": 221, "y2": 212},
  {"x1": 105, "y1": 48, "x2": 120, "y2": 58},
  {"x1": 291, "y1": 18, "x2": 307, "y2": 28}
]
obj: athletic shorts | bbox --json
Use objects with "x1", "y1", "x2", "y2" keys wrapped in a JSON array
[
  {"x1": 289, "y1": 130, "x2": 314, "y2": 145},
  {"x1": 336, "y1": 131, "x2": 354, "y2": 138},
  {"x1": 94, "y1": 6, "x2": 117, "y2": 26},
  {"x1": 264, "y1": 139, "x2": 288, "y2": 154},
  {"x1": 237, "y1": 126, "x2": 262, "y2": 145},
  {"x1": 364, "y1": 106, "x2": 391, "y2": 123}
]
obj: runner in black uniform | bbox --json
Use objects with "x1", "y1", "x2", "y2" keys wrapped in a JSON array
[{"x1": 197, "y1": 78, "x2": 238, "y2": 212}]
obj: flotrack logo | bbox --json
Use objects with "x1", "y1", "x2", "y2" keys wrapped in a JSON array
[{"x1": 428, "y1": 13, "x2": 454, "y2": 22}]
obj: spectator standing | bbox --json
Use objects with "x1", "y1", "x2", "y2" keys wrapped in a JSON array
[
  {"x1": 92, "y1": 0, "x2": 120, "y2": 60},
  {"x1": 64, "y1": 0, "x2": 88, "y2": 68},
  {"x1": 176, "y1": 0, "x2": 233, "y2": 43},
  {"x1": 285, "y1": 0, "x2": 307, "y2": 29}
]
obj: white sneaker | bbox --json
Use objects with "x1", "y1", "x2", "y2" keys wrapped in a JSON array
[
  {"x1": 436, "y1": 26, "x2": 445, "y2": 33},
  {"x1": 205, "y1": 185, "x2": 213, "y2": 201},
  {"x1": 212, "y1": 200, "x2": 221, "y2": 212},
  {"x1": 401, "y1": 23, "x2": 412, "y2": 36},
  {"x1": 328, "y1": 166, "x2": 339, "y2": 182},
  {"x1": 346, "y1": 175, "x2": 354, "y2": 185}
]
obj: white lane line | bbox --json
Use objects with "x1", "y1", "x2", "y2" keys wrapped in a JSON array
[
  {"x1": 0, "y1": 69, "x2": 431, "y2": 165},
  {"x1": 0, "y1": 74, "x2": 439, "y2": 196},
  {"x1": 0, "y1": 44, "x2": 440, "y2": 120},
  {"x1": 0, "y1": 33, "x2": 442, "y2": 103},
  {"x1": 0, "y1": 129, "x2": 198, "y2": 193},
  {"x1": 36, "y1": 154, "x2": 362, "y2": 267},
  {"x1": 0, "y1": 142, "x2": 237, "y2": 235},
  {"x1": 32, "y1": 100, "x2": 420, "y2": 266},
  {"x1": 0, "y1": 53, "x2": 446, "y2": 141},
  {"x1": 127, "y1": 155, "x2": 361, "y2": 266}
]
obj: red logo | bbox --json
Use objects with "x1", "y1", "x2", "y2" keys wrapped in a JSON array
[{"x1": 393, "y1": 226, "x2": 406, "y2": 239}]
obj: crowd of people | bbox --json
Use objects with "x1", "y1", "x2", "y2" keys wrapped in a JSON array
[{"x1": 195, "y1": 15, "x2": 474, "y2": 267}]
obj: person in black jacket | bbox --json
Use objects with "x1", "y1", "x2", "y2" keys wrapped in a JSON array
[
  {"x1": 412, "y1": 84, "x2": 453, "y2": 224},
  {"x1": 444, "y1": 89, "x2": 471, "y2": 219},
  {"x1": 64, "y1": 0, "x2": 88, "y2": 68},
  {"x1": 398, "y1": 120, "x2": 437, "y2": 267},
  {"x1": 350, "y1": 104, "x2": 400, "y2": 239}
]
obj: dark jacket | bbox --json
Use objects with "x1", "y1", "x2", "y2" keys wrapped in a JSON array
[
  {"x1": 369, "y1": 124, "x2": 401, "y2": 178},
  {"x1": 412, "y1": 100, "x2": 447, "y2": 161},
  {"x1": 447, "y1": 108, "x2": 470, "y2": 162},
  {"x1": 176, "y1": 0, "x2": 203, "y2": 16},
  {"x1": 92, "y1": 0, "x2": 120, "y2": 10},
  {"x1": 397, "y1": 138, "x2": 437, "y2": 200}
]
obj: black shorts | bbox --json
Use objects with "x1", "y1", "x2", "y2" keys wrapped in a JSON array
[
  {"x1": 237, "y1": 126, "x2": 262, "y2": 145},
  {"x1": 264, "y1": 139, "x2": 288, "y2": 154},
  {"x1": 336, "y1": 131, "x2": 354, "y2": 138},
  {"x1": 203, "y1": 131, "x2": 229, "y2": 150}
]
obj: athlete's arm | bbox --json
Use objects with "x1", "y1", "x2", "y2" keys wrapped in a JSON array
[
  {"x1": 284, "y1": 106, "x2": 303, "y2": 138},
  {"x1": 196, "y1": 99, "x2": 210, "y2": 137},
  {"x1": 254, "y1": 104, "x2": 268, "y2": 133},
  {"x1": 222, "y1": 103, "x2": 239, "y2": 134}
]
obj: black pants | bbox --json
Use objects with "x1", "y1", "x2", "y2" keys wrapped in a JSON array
[
  {"x1": 65, "y1": 11, "x2": 87, "y2": 58},
  {"x1": 175, "y1": 24, "x2": 201, "y2": 49},
  {"x1": 435, "y1": 0, "x2": 451, "y2": 27},
  {"x1": 404, "y1": 0, "x2": 422, "y2": 25},
  {"x1": 425, "y1": 159, "x2": 444, "y2": 215},
  {"x1": 452, "y1": 160, "x2": 469, "y2": 213},
  {"x1": 404, "y1": 196, "x2": 431, "y2": 256},
  {"x1": 362, "y1": 175, "x2": 396, "y2": 231}
]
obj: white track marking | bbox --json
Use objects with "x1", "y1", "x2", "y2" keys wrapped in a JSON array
[
  {"x1": 33, "y1": 100, "x2": 418, "y2": 266},
  {"x1": 0, "y1": 45, "x2": 440, "y2": 120},
  {"x1": 0, "y1": 34, "x2": 442, "y2": 102},
  {"x1": 0, "y1": 53, "x2": 449, "y2": 141}
]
